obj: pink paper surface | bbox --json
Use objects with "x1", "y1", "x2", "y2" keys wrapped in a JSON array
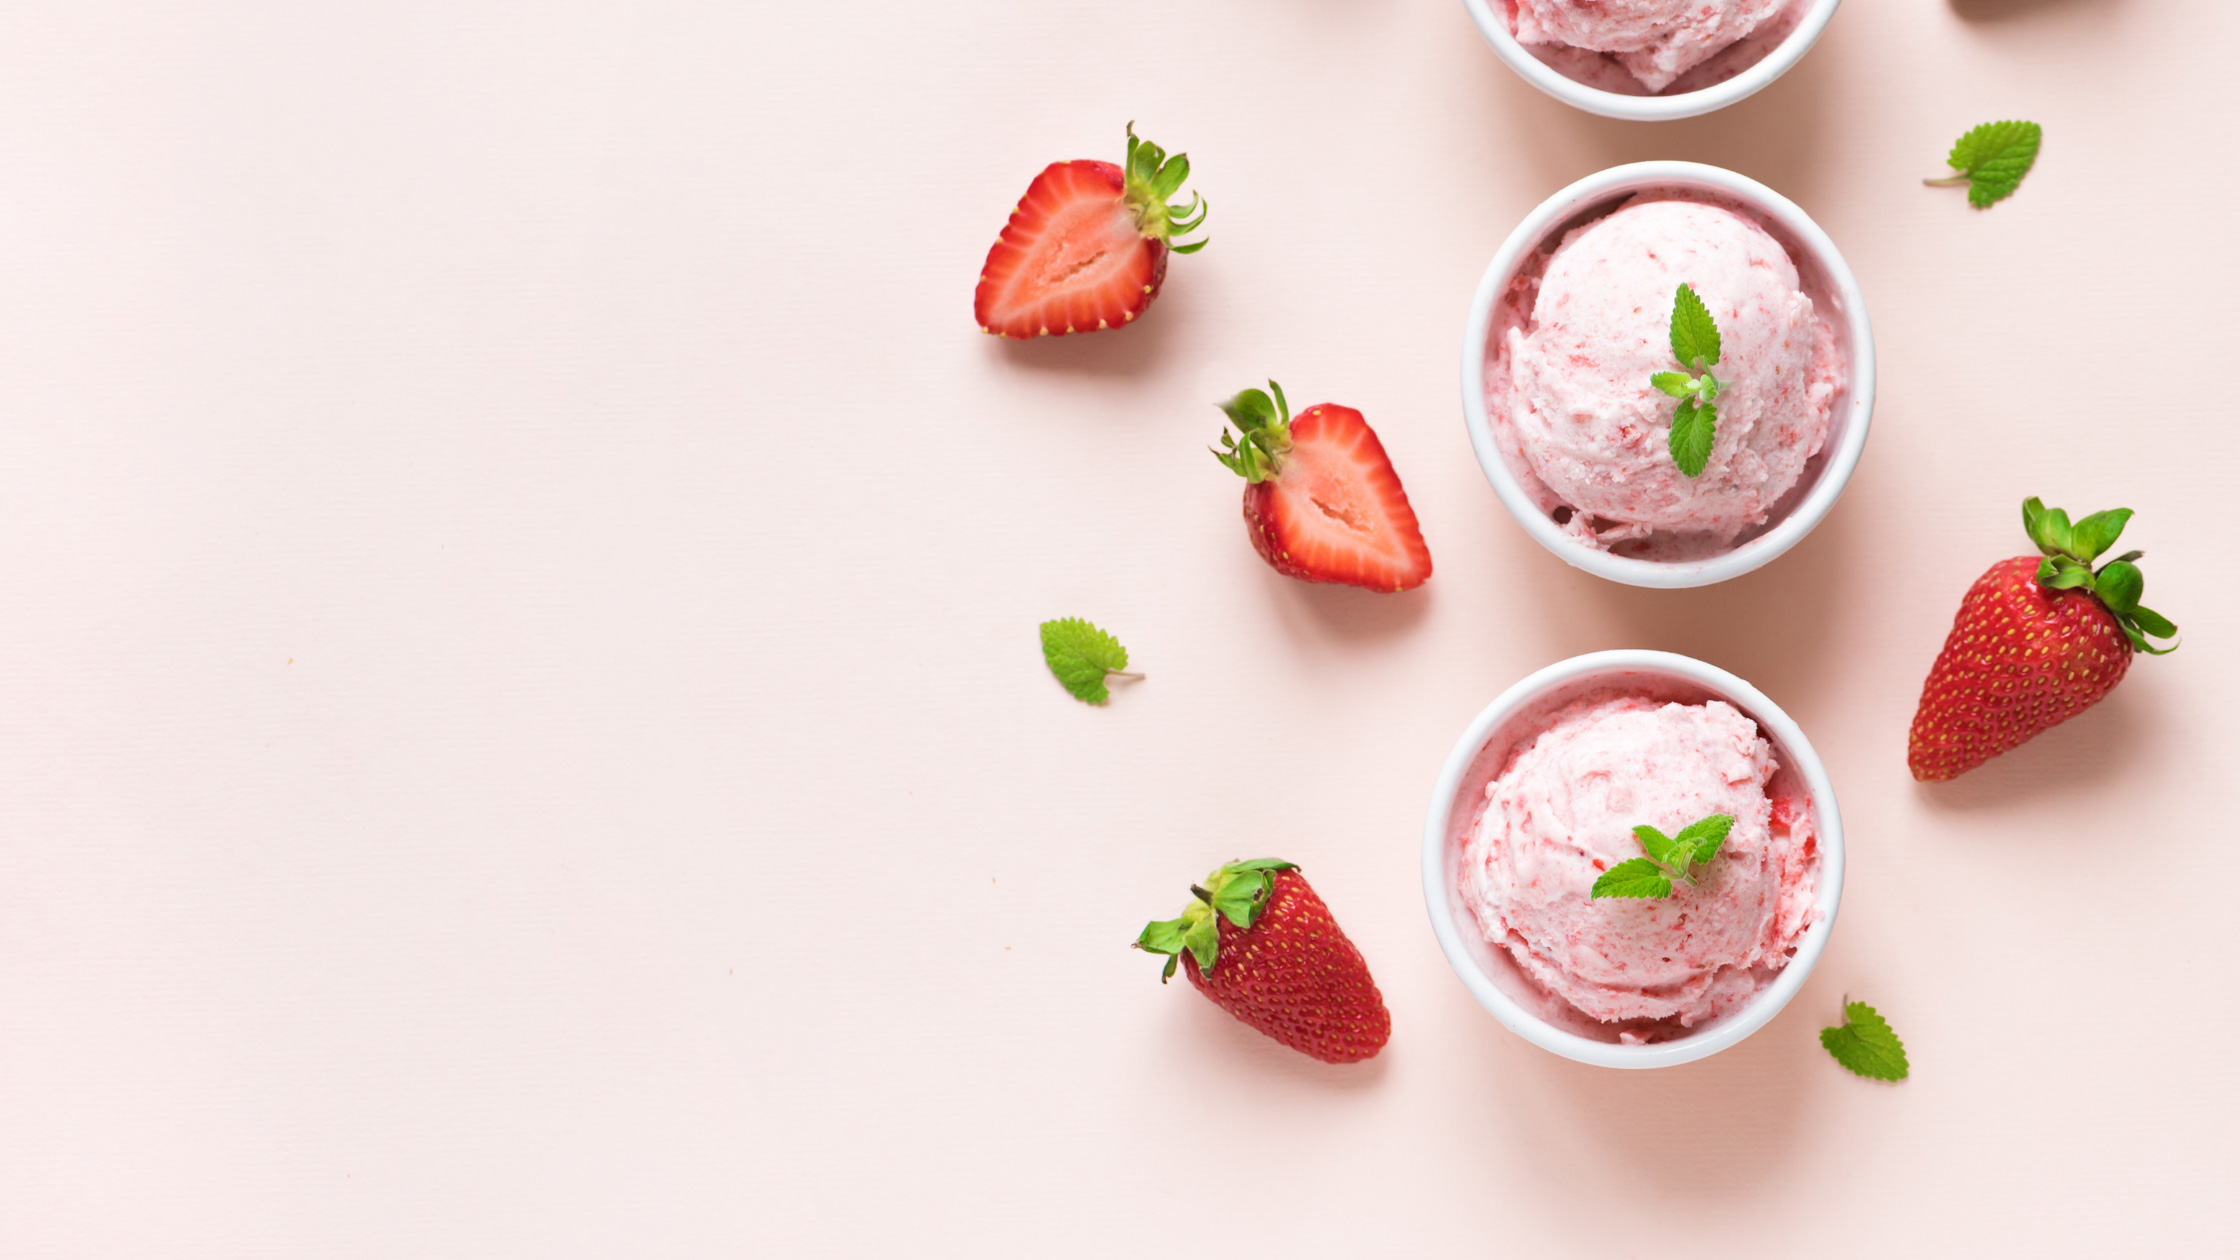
[{"x1": 0, "y1": 1, "x2": 2234, "y2": 1256}]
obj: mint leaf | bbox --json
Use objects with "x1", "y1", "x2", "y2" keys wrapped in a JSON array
[
  {"x1": 1673, "y1": 813, "x2": 1735, "y2": 866},
  {"x1": 1590, "y1": 858, "x2": 1672, "y2": 900},
  {"x1": 1821, "y1": 1001, "x2": 1909, "y2": 1081},
  {"x1": 1669, "y1": 283, "x2": 1721, "y2": 369},
  {"x1": 1040, "y1": 617, "x2": 1136, "y2": 704},
  {"x1": 1632, "y1": 825, "x2": 1677, "y2": 867},
  {"x1": 1669, "y1": 398, "x2": 1717, "y2": 478},
  {"x1": 1934, "y1": 120, "x2": 2042, "y2": 208},
  {"x1": 1650, "y1": 371, "x2": 1695, "y2": 398}
]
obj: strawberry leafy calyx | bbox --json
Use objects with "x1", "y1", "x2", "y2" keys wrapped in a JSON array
[
  {"x1": 1120, "y1": 123, "x2": 1208, "y2": 254},
  {"x1": 1135, "y1": 858, "x2": 1299, "y2": 982},
  {"x1": 1212, "y1": 380, "x2": 1294, "y2": 483},
  {"x1": 2022, "y1": 497, "x2": 2178, "y2": 655}
]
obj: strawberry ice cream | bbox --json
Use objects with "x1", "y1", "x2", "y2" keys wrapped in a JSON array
[
  {"x1": 1487, "y1": 196, "x2": 1842, "y2": 559},
  {"x1": 1460, "y1": 692, "x2": 1818, "y2": 1037},
  {"x1": 1507, "y1": 0, "x2": 1796, "y2": 93}
]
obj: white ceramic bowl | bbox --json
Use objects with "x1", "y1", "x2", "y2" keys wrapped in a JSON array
[
  {"x1": 1462, "y1": 0, "x2": 1842, "y2": 121},
  {"x1": 1422, "y1": 650, "x2": 1845, "y2": 1069},
  {"x1": 1461, "y1": 161, "x2": 1875, "y2": 589}
]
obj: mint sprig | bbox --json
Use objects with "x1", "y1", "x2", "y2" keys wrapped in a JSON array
[
  {"x1": 1589, "y1": 813, "x2": 1734, "y2": 900},
  {"x1": 2021, "y1": 497, "x2": 2179, "y2": 654},
  {"x1": 1820, "y1": 1000, "x2": 1909, "y2": 1081},
  {"x1": 1040, "y1": 617, "x2": 1141, "y2": 704},
  {"x1": 1925, "y1": 120, "x2": 2042, "y2": 208},
  {"x1": 1651, "y1": 284, "x2": 1723, "y2": 477}
]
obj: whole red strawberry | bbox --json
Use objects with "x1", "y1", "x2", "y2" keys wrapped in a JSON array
[
  {"x1": 1135, "y1": 859, "x2": 1389, "y2": 1064},
  {"x1": 1909, "y1": 497, "x2": 2178, "y2": 781},
  {"x1": 973, "y1": 124, "x2": 1207, "y2": 339},
  {"x1": 1212, "y1": 381, "x2": 1433, "y2": 593}
]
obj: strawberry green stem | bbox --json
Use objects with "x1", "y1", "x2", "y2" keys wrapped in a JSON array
[
  {"x1": 1135, "y1": 858, "x2": 1300, "y2": 982},
  {"x1": 2021, "y1": 497, "x2": 2179, "y2": 655},
  {"x1": 1211, "y1": 380, "x2": 1293, "y2": 482},
  {"x1": 1121, "y1": 123, "x2": 1209, "y2": 254}
]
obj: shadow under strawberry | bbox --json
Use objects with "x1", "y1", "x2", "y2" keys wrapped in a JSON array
[
  {"x1": 1912, "y1": 682, "x2": 2157, "y2": 813},
  {"x1": 985, "y1": 295, "x2": 1188, "y2": 380},
  {"x1": 1262, "y1": 572, "x2": 1436, "y2": 647}
]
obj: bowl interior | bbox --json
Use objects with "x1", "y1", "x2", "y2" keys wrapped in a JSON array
[
  {"x1": 1432, "y1": 660, "x2": 1840, "y2": 1059},
  {"x1": 1470, "y1": 166, "x2": 1871, "y2": 579},
  {"x1": 1495, "y1": 0, "x2": 1817, "y2": 99},
  {"x1": 1466, "y1": 0, "x2": 1841, "y2": 121}
]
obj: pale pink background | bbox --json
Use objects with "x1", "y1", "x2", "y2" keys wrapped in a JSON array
[{"x1": 0, "y1": 1, "x2": 2233, "y2": 1255}]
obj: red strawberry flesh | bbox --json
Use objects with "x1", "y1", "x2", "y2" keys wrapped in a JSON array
[
  {"x1": 974, "y1": 160, "x2": 1163, "y2": 339},
  {"x1": 1244, "y1": 404, "x2": 1432, "y2": 592},
  {"x1": 973, "y1": 126, "x2": 1204, "y2": 339}
]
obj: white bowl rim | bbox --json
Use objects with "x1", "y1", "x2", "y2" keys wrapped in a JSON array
[
  {"x1": 1420, "y1": 649, "x2": 1846, "y2": 1069},
  {"x1": 1461, "y1": 0, "x2": 1843, "y2": 122},
  {"x1": 1460, "y1": 160, "x2": 1877, "y2": 590}
]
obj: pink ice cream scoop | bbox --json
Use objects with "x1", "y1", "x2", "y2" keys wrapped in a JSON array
[
  {"x1": 1510, "y1": 0, "x2": 1791, "y2": 92},
  {"x1": 1461, "y1": 693, "x2": 1818, "y2": 1031},
  {"x1": 1500, "y1": 198, "x2": 1840, "y2": 554}
]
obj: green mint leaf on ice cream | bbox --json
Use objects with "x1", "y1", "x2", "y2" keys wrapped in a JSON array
[
  {"x1": 1926, "y1": 120, "x2": 2041, "y2": 208},
  {"x1": 1821, "y1": 1001, "x2": 1910, "y2": 1081},
  {"x1": 1040, "y1": 617, "x2": 1140, "y2": 704},
  {"x1": 1669, "y1": 281, "x2": 1722, "y2": 369},
  {"x1": 1588, "y1": 858, "x2": 1672, "y2": 900},
  {"x1": 1590, "y1": 813, "x2": 1734, "y2": 900},
  {"x1": 1653, "y1": 283, "x2": 1724, "y2": 478},
  {"x1": 1669, "y1": 398, "x2": 1718, "y2": 481}
]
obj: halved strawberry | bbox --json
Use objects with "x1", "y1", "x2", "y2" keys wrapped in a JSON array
[
  {"x1": 1212, "y1": 382, "x2": 1432, "y2": 592},
  {"x1": 973, "y1": 124, "x2": 1206, "y2": 339}
]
